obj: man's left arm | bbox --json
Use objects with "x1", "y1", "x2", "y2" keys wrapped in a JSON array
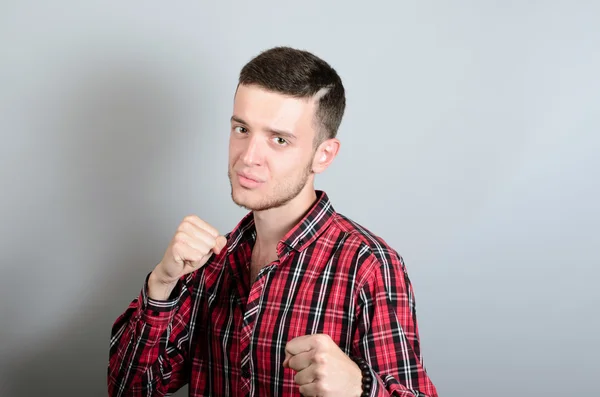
[
  {"x1": 284, "y1": 251, "x2": 437, "y2": 397},
  {"x1": 350, "y1": 252, "x2": 438, "y2": 397}
]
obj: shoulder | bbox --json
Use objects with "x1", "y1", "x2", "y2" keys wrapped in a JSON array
[{"x1": 330, "y1": 212, "x2": 408, "y2": 286}]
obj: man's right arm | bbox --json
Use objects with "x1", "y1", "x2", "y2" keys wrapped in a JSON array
[
  {"x1": 107, "y1": 215, "x2": 227, "y2": 396},
  {"x1": 107, "y1": 272, "x2": 193, "y2": 397}
]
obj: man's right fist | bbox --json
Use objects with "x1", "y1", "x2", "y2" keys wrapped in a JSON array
[{"x1": 148, "y1": 215, "x2": 227, "y2": 300}]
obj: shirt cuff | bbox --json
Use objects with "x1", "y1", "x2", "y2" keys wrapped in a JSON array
[{"x1": 138, "y1": 272, "x2": 182, "y2": 326}]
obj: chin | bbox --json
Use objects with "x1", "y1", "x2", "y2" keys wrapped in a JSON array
[
  {"x1": 230, "y1": 187, "x2": 258, "y2": 210},
  {"x1": 230, "y1": 189, "x2": 275, "y2": 212}
]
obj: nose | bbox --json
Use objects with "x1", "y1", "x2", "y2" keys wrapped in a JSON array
[{"x1": 241, "y1": 134, "x2": 263, "y2": 166}]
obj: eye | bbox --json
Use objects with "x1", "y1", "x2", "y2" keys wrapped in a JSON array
[
  {"x1": 273, "y1": 137, "x2": 288, "y2": 146},
  {"x1": 233, "y1": 126, "x2": 248, "y2": 134}
]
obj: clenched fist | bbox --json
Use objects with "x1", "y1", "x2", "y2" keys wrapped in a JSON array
[
  {"x1": 283, "y1": 334, "x2": 363, "y2": 397},
  {"x1": 148, "y1": 215, "x2": 227, "y2": 300}
]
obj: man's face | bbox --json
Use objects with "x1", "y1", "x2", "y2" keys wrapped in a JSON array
[{"x1": 228, "y1": 84, "x2": 319, "y2": 211}]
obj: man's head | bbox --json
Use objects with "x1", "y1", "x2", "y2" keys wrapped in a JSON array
[{"x1": 228, "y1": 47, "x2": 346, "y2": 211}]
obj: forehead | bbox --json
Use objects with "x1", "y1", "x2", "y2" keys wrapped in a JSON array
[{"x1": 233, "y1": 84, "x2": 317, "y2": 135}]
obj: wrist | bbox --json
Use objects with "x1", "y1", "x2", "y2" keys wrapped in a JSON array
[
  {"x1": 148, "y1": 269, "x2": 178, "y2": 300},
  {"x1": 350, "y1": 356, "x2": 374, "y2": 397}
]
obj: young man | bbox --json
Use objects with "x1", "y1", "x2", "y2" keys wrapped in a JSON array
[{"x1": 108, "y1": 46, "x2": 437, "y2": 397}]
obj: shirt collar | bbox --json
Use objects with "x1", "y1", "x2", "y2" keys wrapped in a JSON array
[{"x1": 225, "y1": 190, "x2": 336, "y2": 258}]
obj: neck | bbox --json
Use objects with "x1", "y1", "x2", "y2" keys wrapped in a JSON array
[{"x1": 252, "y1": 184, "x2": 318, "y2": 254}]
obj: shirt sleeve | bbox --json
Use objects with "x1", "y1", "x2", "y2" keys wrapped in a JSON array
[
  {"x1": 353, "y1": 252, "x2": 438, "y2": 397},
  {"x1": 107, "y1": 272, "x2": 194, "y2": 397}
]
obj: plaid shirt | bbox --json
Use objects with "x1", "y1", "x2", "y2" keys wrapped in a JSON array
[{"x1": 108, "y1": 191, "x2": 437, "y2": 396}]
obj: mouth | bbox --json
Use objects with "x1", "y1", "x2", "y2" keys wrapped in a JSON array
[{"x1": 236, "y1": 172, "x2": 264, "y2": 188}]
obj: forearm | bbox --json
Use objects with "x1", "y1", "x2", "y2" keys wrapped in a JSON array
[
  {"x1": 354, "y1": 254, "x2": 438, "y2": 397},
  {"x1": 108, "y1": 275, "x2": 188, "y2": 396}
]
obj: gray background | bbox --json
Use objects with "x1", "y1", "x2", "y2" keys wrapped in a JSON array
[{"x1": 1, "y1": 1, "x2": 598, "y2": 396}]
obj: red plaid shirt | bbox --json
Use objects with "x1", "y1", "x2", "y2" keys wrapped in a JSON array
[{"x1": 108, "y1": 191, "x2": 437, "y2": 396}]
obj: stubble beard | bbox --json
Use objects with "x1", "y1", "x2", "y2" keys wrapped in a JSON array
[{"x1": 228, "y1": 161, "x2": 313, "y2": 212}]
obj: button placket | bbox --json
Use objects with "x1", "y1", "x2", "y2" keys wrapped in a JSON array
[{"x1": 239, "y1": 272, "x2": 269, "y2": 394}]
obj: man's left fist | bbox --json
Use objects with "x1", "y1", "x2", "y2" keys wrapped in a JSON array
[{"x1": 283, "y1": 334, "x2": 363, "y2": 397}]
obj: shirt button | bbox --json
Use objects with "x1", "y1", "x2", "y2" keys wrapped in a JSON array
[{"x1": 241, "y1": 368, "x2": 251, "y2": 378}]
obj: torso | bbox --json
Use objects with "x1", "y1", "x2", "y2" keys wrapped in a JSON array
[{"x1": 193, "y1": 235, "x2": 366, "y2": 397}]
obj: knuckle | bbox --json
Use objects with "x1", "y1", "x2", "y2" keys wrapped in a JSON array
[
  {"x1": 314, "y1": 363, "x2": 327, "y2": 378},
  {"x1": 178, "y1": 221, "x2": 191, "y2": 232},
  {"x1": 183, "y1": 214, "x2": 196, "y2": 223},
  {"x1": 320, "y1": 333, "x2": 332, "y2": 343},
  {"x1": 174, "y1": 231, "x2": 187, "y2": 243},
  {"x1": 172, "y1": 243, "x2": 185, "y2": 257},
  {"x1": 316, "y1": 334, "x2": 333, "y2": 352},
  {"x1": 314, "y1": 334, "x2": 327, "y2": 349},
  {"x1": 314, "y1": 380, "x2": 327, "y2": 393},
  {"x1": 313, "y1": 352, "x2": 327, "y2": 365}
]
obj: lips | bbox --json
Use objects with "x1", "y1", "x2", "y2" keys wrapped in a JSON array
[
  {"x1": 237, "y1": 172, "x2": 262, "y2": 183},
  {"x1": 236, "y1": 171, "x2": 264, "y2": 188}
]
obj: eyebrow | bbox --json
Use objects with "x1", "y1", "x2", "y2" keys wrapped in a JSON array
[{"x1": 230, "y1": 115, "x2": 297, "y2": 140}]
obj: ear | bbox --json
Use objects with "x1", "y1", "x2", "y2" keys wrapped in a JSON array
[{"x1": 312, "y1": 138, "x2": 341, "y2": 174}]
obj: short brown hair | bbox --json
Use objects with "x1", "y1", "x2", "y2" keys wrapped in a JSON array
[{"x1": 238, "y1": 46, "x2": 346, "y2": 144}]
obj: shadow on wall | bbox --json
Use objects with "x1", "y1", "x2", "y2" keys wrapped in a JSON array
[{"x1": 3, "y1": 48, "x2": 207, "y2": 396}]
